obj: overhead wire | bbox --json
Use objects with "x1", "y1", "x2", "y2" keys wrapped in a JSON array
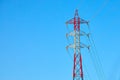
[
  {"x1": 87, "y1": 26, "x2": 106, "y2": 80},
  {"x1": 89, "y1": 0, "x2": 109, "y2": 21},
  {"x1": 87, "y1": 41, "x2": 102, "y2": 80},
  {"x1": 86, "y1": 0, "x2": 109, "y2": 80},
  {"x1": 89, "y1": 48, "x2": 102, "y2": 80},
  {"x1": 83, "y1": 25, "x2": 101, "y2": 80},
  {"x1": 81, "y1": 24, "x2": 103, "y2": 80}
]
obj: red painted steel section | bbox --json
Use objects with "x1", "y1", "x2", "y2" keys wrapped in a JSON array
[
  {"x1": 80, "y1": 54, "x2": 83, "y2": 78},
  {"x1": 66, "y1": 9, "x2": 84, "y2": 80},
  {"x1": 73, "y1": 53, "x2": 76, "y2": 78}
]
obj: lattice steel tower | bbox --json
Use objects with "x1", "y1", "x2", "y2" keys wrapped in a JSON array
[{"x1": 66, "y1": 9, "x2": 89, "y2": 80}]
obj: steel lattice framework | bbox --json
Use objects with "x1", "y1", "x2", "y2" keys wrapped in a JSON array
[{"x1": 66, "y1": 9, "x2": 89, "y2": 80}]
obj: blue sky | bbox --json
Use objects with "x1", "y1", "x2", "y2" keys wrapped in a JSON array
[{"x1": 0, "y1": 0, "x2": 120, "y2": 80}]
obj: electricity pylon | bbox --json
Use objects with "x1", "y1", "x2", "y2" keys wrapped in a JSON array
[{"x1": 66, "y1": 9, "x2": 89, "y2": 80}]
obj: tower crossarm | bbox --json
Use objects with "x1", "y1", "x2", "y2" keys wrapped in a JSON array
[
  {"x1": 66, "y1": 18, "x2": 74, "y2": 24},
  {"x1": 80, "y1": 43, "x2": 90, "y2": 50},
  {"x1": 66, "y1": 31, "x2": 75, "y2": 38},
  {"x1": 80, "y1": 30, "x2": 90, "y2": 37},
  {"x1": 80, "y1": 18, "x2": 89, "y2": 25},
  {"x1": 66, "y1": 18, "x2": 89, "y2": 25}
]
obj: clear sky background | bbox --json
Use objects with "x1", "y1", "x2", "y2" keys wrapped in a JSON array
[{"x1": 0, "y1": 0, "x2": 120, "y2": 80}]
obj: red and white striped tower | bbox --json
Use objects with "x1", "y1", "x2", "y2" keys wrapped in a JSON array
[{"x1": 66, "y1": 9, "x2": 89, "y2": 80}]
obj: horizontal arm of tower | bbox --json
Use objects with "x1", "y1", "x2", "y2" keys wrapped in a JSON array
[
  {"x1": 66, "y1": 44, "x2": 75, "y2": 51},
  {"x1": 66, "y1": 30, "x2": 90, "y2": 38},
  {"x1": 66, "y1": 18, "x2": 74, "y2": 24},
  {"x1": 66, "y1": 43, "x2": 90, "y2": 49},
  {"x1": 80, "y1": 18, "x2": 89, "y2": 25},
  {"x1": 66, "y1": 31, "x2": 75, "y2": 38},
  {"x1": 81, "y1": 31, "x2": 90, "y2": 37},
  {"x1": 80, "y1": 43, "x2": 90, "y2": 50}
]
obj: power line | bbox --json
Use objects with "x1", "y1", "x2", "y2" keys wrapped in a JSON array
[
  {"x1": 90, "y1": 0, "x2": 109, "y2": 21},
  {"x1": 88, "y1": 26, "x2": 106, "y2": 80}
]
